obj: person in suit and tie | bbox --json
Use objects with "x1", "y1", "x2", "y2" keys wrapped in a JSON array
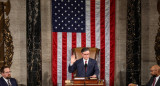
[
  {"x1": 128, "y1": 65, "x2": 160, "y2": 86},
  {"x1": 68, "y1": 48, "x2": 99, "y2": 78},
  {"x1": 0, "y1": 66, "x2": 18, "y2": 86}
]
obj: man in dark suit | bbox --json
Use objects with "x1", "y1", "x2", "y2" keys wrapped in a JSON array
[
  {"x1": 0, "y1": 66, "x2": 18, "y2": 86},
  {"x1": 68, "y1": 48, "x2": 99, "y2": 78},
  {"x1": 128, "y1": 65, "x2": 160, "y2": 86}
]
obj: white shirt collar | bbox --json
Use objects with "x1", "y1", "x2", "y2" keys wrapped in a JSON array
[{"x1": 83, "y1": 58, "x2": 89, "y2": 65}]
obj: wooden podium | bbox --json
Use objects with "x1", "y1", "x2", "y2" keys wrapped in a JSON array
[{"x1": 65, "y1": 77, "x2": 106, "y2": 86}]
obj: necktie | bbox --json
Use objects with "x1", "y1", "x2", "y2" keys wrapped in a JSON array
[
  {"x1": 85, "y1": 60, "x2": 87, "y2": 72},
  {"x1": 152, "y1": 77, "x2": 156, "y2": 86},
  {"x1": 7, "y1": 79, "x2": 11, "y2": 86}
]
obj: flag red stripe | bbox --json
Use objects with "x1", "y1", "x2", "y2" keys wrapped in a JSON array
[
  {"x1": 100, "y1": 0, "x2": 105, "y2": 79},
  {"x1": 72, "y1": 33, "x2": 77, "y2": 48},
  {"x1": 81, "y1": 33, "x2": 86, "y2": 47},
  {"x1": 90, "y1": 0, "x2": 95, "y2": 47},
  {"x1": 62, "y1": 32, "x2": 67, "y2": 86},
  {"x1": 110, "y1": 0, "x2": 115, "y2": 85},
  {"x1": 52, "y1": 32, "x2": 57, "y2": 86}
]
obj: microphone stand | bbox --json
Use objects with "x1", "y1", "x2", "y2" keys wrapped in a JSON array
[{"x1": 84, "y1": 64, "x2": 87, "y2": 86}]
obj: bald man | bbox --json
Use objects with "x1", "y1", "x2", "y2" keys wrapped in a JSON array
[{"x1": 128, "y1": 65, "x2": 160, "y2": 86}]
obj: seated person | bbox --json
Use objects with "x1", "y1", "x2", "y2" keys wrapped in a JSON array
[
  {"x1": 0, "y1": 66, "x2": 18, "y2": 86},
  {"x1": 128, "y1": 65, "x2": 160, "y2": 86},
  {"x1": 68, "y1": 48, "x2": 99, "y2": 78}
]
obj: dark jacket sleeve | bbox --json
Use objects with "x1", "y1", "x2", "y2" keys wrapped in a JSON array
[
  {"x1": 68, "y1": 61, "x2": 77, "y2": 73},
  {"x1": 0, "y1": 82, "x2": 2, "y2": 86}
]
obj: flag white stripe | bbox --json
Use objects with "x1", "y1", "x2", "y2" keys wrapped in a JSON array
[
  {"x1": 95, "y1": 0, "x2": 101, "y2": 78},
  {"x1": 95, "y1": 0, "x2": 100, "y2": 49},
  {"x1": 76, "y1": 33, "x2": 81, "y2": 47},
  {"x1": 57, "y1": 32, "x2": 62, "y2": 85},
  {"x1": 67, "y1": 33, "x2": 72, "y2": 80},
  {"x1": 105, "y1": 0, "x2": 110, "y2": 86},
  {"x1": 85, "y1": 0, "x2": 91, "y2": 47}
]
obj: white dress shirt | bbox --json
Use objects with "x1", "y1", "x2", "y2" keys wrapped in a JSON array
[{"x1": 83, "y1": 58, "x2": 89, "y2": 65}]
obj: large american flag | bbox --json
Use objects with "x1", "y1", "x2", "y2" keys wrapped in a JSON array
[{"x1": 52, "y1": 0, "x2": 115, "y2": 86}]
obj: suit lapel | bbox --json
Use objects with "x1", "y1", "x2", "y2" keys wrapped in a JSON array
[
  {"x1": 86, "y1": 58, "x2": 92, "y2": 75},
  {"x1": 156, "y1": 77, "x2": 160, "y2": 86},
  {"x1": 87, "y1": 58, "x2": 91, "y2": 69},
  {"x1": 0, "y1": 77, "x2": 9, "y2": 86},
  {"x1": 10, "y1": 79, "x2": 14, "y2": 86},
  {"x1": 80, "y1": 58, "x2": 85, "y2": 73}
]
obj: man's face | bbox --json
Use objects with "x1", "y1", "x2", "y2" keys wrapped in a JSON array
[
  {"x1": 1, "y1": 68, "x2": 11, "y2": 79},
  {"x1": 150, "y1": 67, "x2": 158, "y2": 76},
  {"x1": 81, "y1": 50, "x2": 90, "y2": 60}
]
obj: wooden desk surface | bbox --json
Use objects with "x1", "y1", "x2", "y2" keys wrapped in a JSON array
[{"x1": 65, "y1": 79, "x2": 106, "y2": 86}]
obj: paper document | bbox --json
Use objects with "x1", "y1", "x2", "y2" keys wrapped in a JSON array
[{"x1": 74, "y1": 77, "x2": 85, "y2": 80}]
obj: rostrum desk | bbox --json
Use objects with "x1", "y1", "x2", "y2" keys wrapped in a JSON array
[{"x1": 65, "y1": 78, "x2": 106, "y2": 86}]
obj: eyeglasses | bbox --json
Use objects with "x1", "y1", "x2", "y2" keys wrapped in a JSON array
[{"x1": 4, "y1": 71, "x2": 11, "y2": 74}]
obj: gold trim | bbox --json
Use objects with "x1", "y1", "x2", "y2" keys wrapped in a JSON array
[{"x1": 0, "y1": 0, "x2": 13, "y2": 68}]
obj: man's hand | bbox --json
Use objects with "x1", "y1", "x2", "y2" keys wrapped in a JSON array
[
  {"x1": 128, "y1": 83, "x2": 137, "y2": 86},
  {"x1": 71, "y1": 55, "x2": 76, "y2": 64},
  {"x1": 90, "y1": 75, "x2": 97, "y2": 78}
]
